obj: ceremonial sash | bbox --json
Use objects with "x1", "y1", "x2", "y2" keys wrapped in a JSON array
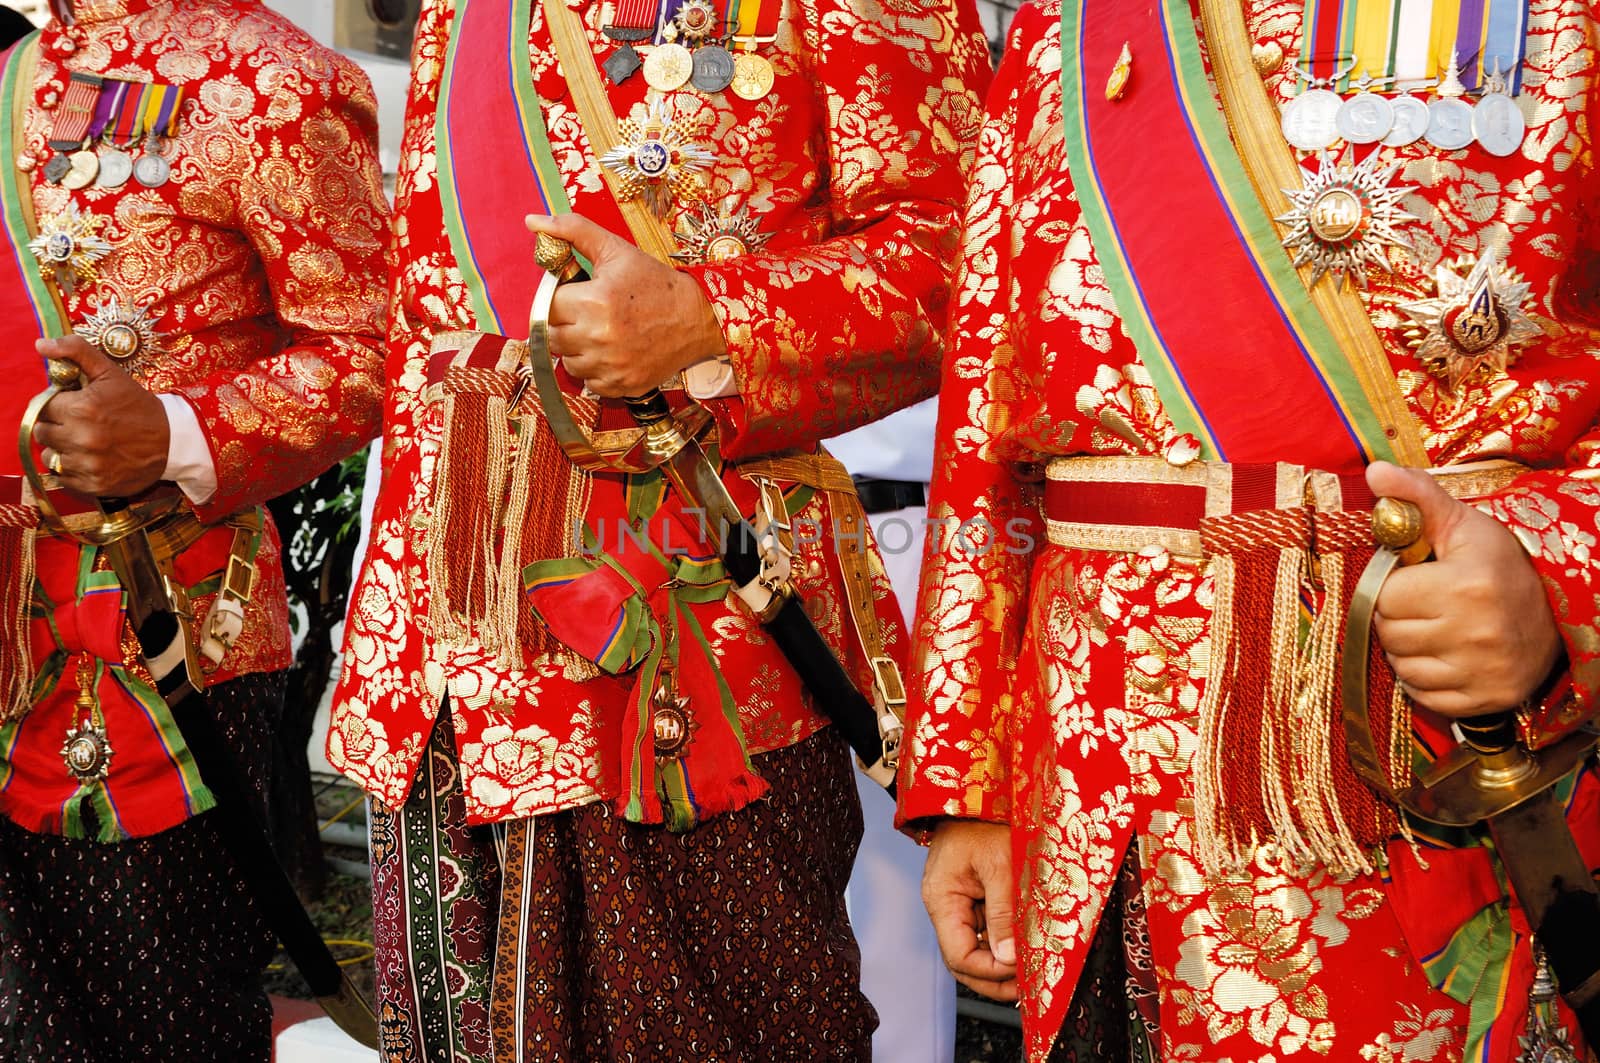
[
  {"x1": 436, "y1": 0, "x2": 576, "y2": 337},
  {"x1": 0, "y1": 33, "x2": 68, "y2": 482},
  {"x1": 1059, "y1": 0, "x2": 1422, "y2": 473}
]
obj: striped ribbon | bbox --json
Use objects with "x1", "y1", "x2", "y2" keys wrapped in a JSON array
[{"x1": 1298, "y1": 0, "x2": 1530, "y2": 91}]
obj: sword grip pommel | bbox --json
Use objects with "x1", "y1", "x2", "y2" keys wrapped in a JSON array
[
  {"x1": 47, "y1": 357, "x2": 82, "y2": 390},
  {"x1": 1372, "y1": 497, "x2": 1431, "y2": 566},
  {"x1": 533, "y1": 232, "x2": 585, "y2": 283}
]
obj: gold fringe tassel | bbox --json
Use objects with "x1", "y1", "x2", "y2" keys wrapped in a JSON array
[
  {"x1": 0, "y1": 512, "x2": 36, "y2": 723},
  {"x1": 1196, "y1": 510, "x2": 1399, "y2": 880}
]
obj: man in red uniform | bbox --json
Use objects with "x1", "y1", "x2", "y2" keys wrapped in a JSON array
[
  {"x1": 331, "y1": 0, "x2": 989, "y2": 1057},
  {"x1": 904, "y1": 0, "x2": 1600, "y2": 1059},
  {"x1": 0, "y1": 1, "x2": 388, "y2": 1059}
]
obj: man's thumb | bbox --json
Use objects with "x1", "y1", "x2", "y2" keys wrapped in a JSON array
[{"x1": 1365, "y1": 460, "x2": 1462, "y2": 551}]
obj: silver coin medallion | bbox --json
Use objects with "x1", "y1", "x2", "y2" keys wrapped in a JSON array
[
  {"x1": 1473, "y1": 91, "x2": 1525, "y2": 157},
  {"x1": 133, "y1": 153, "x2": 170, "y2": 188},
  {"x1": 1425, "y1": 96, "x2": 1474, "y2": 150},
  {"x1": 1281, "y1": 87, "x2": 1343, "y2": 151},
  {"x1": 95, "y1": 148, "x2": 133, "y2": 188},
  {"x1": 1382, "y1": 94, "x2": 1430, "y2": 147},
  {"x1": 1336, "y1": 92, "x2": 1394, "y2": 144}
]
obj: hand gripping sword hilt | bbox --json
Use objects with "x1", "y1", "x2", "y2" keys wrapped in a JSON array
[{"x1": 1344, "y1": 497, "x2": 1597, "y2": 826}]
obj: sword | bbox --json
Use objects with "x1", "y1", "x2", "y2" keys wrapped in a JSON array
[
  {"x1": 523, "y1": 236, "x2": 903, "y2": 790},
  {"x1": 18, "y1": 360, "x2": 379, "y2": 1049},
  {"x1": 1344, "y1": 496, "x2": 1600, "y2": 1046}
]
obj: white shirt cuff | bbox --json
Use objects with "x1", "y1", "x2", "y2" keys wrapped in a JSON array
[
  {"x1": 158, "y1": 394, "x2": 218, "y2": 505},
  {"x1": 683, "y1": 357, "x2": 738, "y2": 400}
]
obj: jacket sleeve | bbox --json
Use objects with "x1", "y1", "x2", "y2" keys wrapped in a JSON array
[
  {"x1": 1481, "y1": 453, "x2": 1600, "y2": 746},
  {"x1": 179, "y1": 51, "x2": 389, "y2": 522},
  {"x1": 896, "y1": 14, "x2": 1038, "y2": 829},
  {"x1": 679, "y1": 0, "x2": 993, "y2": 460}
]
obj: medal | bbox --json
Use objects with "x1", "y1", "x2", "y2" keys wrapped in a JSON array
[
  {"x1": 1473, "y1": 61, "x2": 1525, "y2": 158},
  {"x1": 650, "y1": 669, "x2": 696, "y2": 760},
  {"x1": 1425, "y1": 51, "x2": 1474, "y2": 150},
  {"x1": 643, "y1": 41, "x2": 694, "y2": 92},
  {"x1": 43, "y1": 153, "x2": 72, "y2": 184},
  {"x1": 1517, "y1": 949, "x2": 1583, "y2": 1063},
  {"x1": 45, "y1": 72, "x2": 103, "y2": 187},
  {"x1": 1425, "y1": 97, "x2": 1474, "y2": 150},
  {"x1": 134, "y1": 149, "x2": 170, "y2": 188},
  {"x1": 691, "y1": 45, "x2": 736, "y2": 93},
  {"x1": 729, "y1": 51, "x2": 774, "y2": 100},
  {"x1": 727, "y1": 0, "x2": 780, "y2": 101},
  {"x1": 672, "y1": 202, "x2": 770, "y2": 264},
  {"x1": 668, "y1": 0, "x2": 719, "y2": 45},
  {"x1": 61, "y1": 720, "x2": 113, "y2": 782},
  {"x1": 1399, "y1": 248, "x2": 1542, "y2": 390},
  {"x1": 598, "y1": 98, "x2": 714, "y2": 216},
  {"x1": 1381, "y1": 92, "x2": 1429, "y2": 147},
  {"x1": 603, "y1": 0, "x2": 658, "y2": 85},
  {"x1": 1334, "y1": 74, "x2": 1393, "y2": 145},
  {"x1": 74, "y1": 295, "x2": 163, "y2": 363},
  {"x1": 29, "y1": 204, "x2": 112, "y2": 295},
  {"x1": 1281, "y1": 88, "x2": 1342, "y2": 151},
  {"x1": 60, "y1": 148, "x2": 98, "y2": 190},
  {"x1": 95, "y1": 147, "x2": 133, "y2": 188},
  {"x1": 1281, "y1": 60, "x2": 1353, "y2": 152},
  {"x1": 603, "y1": 42, "x2": 646, "y2": 84},
  {"x1": 1276, "y1": 150, "x2": 1416, "y2": 289},
  {"x1": 61, "y1": 660, "x2": 112, "y2": 784}
]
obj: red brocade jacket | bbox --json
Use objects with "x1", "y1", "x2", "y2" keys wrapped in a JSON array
[
  {"x1": 899, "y1": 0, "x2": 1600, "y2": 1059},
  {"x1": 329, "y1": 0, "x2": 991, "y2": 825},
  {"x1": 0, "y1": 0, "x2": 386, "y2": 840}
]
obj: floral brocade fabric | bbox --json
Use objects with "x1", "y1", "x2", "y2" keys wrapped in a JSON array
[
  {"x1": 330, "y1": 0, "x2": 992, "y2": 823},
  {"x1": 0, "y1": 0, "x2": 387, "y2": 837},
  {"x1": 899, "y1": 0, "x2": 1600, "y2": 1060}
]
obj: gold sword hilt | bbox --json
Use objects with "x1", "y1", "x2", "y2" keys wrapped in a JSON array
[
  {"x1": 1358, "y1": 496, "x2": 1596, "y2": 824},
  {"x1": 17, "y1": 357, "x2": 142, "y2": 543},
  {"x1": 531, "y1": 232, "x2": 694, "y2": 464}
]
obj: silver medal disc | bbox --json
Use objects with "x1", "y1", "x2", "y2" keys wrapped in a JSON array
[
  {"x1": 1425, "y1": 97, "x2": 1475, "y2": 151},
  {"x1": 95, "y1": 148, "x2": 133, "y2": 188},
  {"x1": 133, "y1": 153, "x2": 170, "y2": 188},
  {"x1": 1472, "y1": 92, "x2": 1525, "y2": 157},
  {"x1": 690, "y1": 46, "x2": 736, "y2": 94},
  {"x1": 1281, "y1": 87, "x2": 1343, "y2": 151},
  {"x1": 1335, "y1": 92, "x2": 1394, "y2": 145},
  {"x1": 1382, "y1": 95, "x2": 1430, "y2": 147}
]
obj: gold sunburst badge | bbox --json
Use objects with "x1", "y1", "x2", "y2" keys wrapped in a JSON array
[
  {"x1": 29, "y1": 204, "x2": 112, "y2": 296},
  {"x1": 672, "y1": 203, "x2": 771, "y2": 265},
  {"x1": 1399, "y1": 249, "x2": 1544, "y2": 390},
  {"x1": 75, "y1": 295, "x2": 164, "y2": 364},
  {"x1": 1277, "y1": 151, "x2": 1416, "y2": 289},
  {"x1": 599, "y1": 99, "x2": 714, "y2": 219}
]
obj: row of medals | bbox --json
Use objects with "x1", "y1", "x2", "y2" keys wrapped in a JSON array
[
  {"x1": 1280, "y1": 53, "x2": 1525, "y2": 157},
  {"x1": 43, "y1": 134, "x2": 173, "y2": 191},
  {"x1": 607, "y1": 0, "x2": 776, "y2": 99}
]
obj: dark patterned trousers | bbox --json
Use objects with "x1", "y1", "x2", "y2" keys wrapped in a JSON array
[
  {"x1": 371, "y1": 716, "x2": 875, "y2": 1063},
  {"x1": 0, "y1": 671, "x2": 284, "y2": 1063}
]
